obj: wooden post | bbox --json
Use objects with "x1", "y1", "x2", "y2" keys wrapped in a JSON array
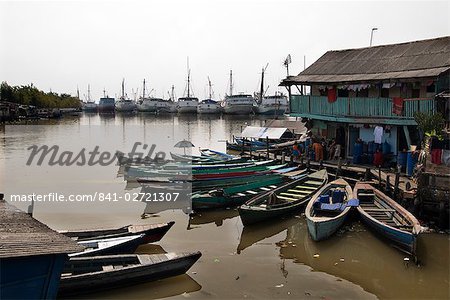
[
  {"x1": 249, "y1": 139, "x2": 252, "y2": 158},
  {"x1": 282, "y1": 152, "x2": 285, "y2": 164},
  {"x1": 301, "y1": 156, "x2": 304, "y2": 168},
  {"x1": 364, "y1": 168, "x2": 370, "y2": 181},
  {"x1": 337, "y1": 158, "x2": 342, "y2": 179},
  {"x1": 386, "y1": 175, "x2": 392, "y2": 194},
  {"x1": 394, "y1": 166, "x2": 400, "y2": 200},
  {"x1": 378, "y1": 165, "x2": 382, "y2": 188},
  {"x1": 266, "y1": 136, "x2": 269, "y2": 159},
  {"x1": 306, "y1": 157, "x2": 310, "y2": 172},
  {"x1": 319, "y1": 160, "x2": 323, "y2": 170}
]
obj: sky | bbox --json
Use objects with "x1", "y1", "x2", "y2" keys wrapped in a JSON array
[{"x1": 1, "y1": 0, "x2": 449, "y2": 101}]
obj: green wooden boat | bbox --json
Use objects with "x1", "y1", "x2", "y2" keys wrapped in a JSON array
[
  {"x1": 191, "y1": 176, "x2": 287, "y2": 211},
  {"x1": 238, "y1": 170, "x2": 328, "y2": 226}
]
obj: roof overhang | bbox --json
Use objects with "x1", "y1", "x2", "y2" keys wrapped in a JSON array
[{"x1": 280, "y1": 67, "x2": 450, "y2": 86}]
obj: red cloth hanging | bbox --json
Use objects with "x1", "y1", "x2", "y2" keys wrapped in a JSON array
[
  {"x1": 392, "y1": 97, "x2": 404, "y2": 115},
  {"x1": 431, "y1": 149, "x2": 442, "y2": 165},
  {"x1": 327, "y1": 87, "x2": 337, "y2": 103}
]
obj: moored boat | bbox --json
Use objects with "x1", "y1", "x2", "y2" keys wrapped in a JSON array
[
  {"x1": 305, "y1": 178, "x2": 355, "y2": 241},
  {"x1": 70, "y1": 234, "x2": 145, "y2": 257},
  {"x1": 354, "y1": 182, "x2": 422, "y2": 256},
  {"x1": 255, "y1": 94, "x2": 288, "y2": 115},
  {"x1": 58, "y1": 252, "x2": 202, "y2": 296},
  {"x1": 82, "y1": 85, "x2": 98, "y2": 112},
  {"x1": 115, "y1": 79, "x2": 137, "y2": 112},
  {"x1": 59, "y1": 222, "x2": 175, "y2": 244},
  {"x1": 238, "y1": 169, "x2": 327, "y2": 226}
]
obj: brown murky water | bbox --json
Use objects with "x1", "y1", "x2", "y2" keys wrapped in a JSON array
[{"x1": 0, "y1": 113, "x2": 449, "y2": 299}]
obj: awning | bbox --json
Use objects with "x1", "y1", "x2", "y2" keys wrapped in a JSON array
[{"x1": 240, "y1": 126, "x2": 288, "y2": 139}]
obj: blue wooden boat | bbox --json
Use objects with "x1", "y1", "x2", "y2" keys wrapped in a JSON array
[
  {"x1": 70, "y1": 234, "x2": 146, "y2": 258},
  {"x1": 59, "y1": 252, "x2": 202, "y2": 296},
  {"x1": 305, "y1": 178, "x2": 354, "y2": 241},
  {"x1": 354, "y1": 182, "x2": 422, "y2": 256},
  {"x1": 238, "y1": 170, "x2": 327, "y2": 226}
]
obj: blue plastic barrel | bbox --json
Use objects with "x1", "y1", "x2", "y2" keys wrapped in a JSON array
[
  {"x1": 398, "y1": 151, "x2": 407, "y2": 169},
  {"x1": 406, "y1": 151, "x2": 418, "y2": 177}
]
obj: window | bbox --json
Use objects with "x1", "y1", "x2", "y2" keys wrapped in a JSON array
[
  {"x1": 338, "y1": 88, "x2": 349, "y2": 97},
  {"x1": 381, "y1": 88, "x2": 389, "y2": 98},
  {"x1": 426, "y1": 83, "x2": 435, "y2": 93},
  {"x1": 411, "y1": 89, "x2": 420, "y2": 98}
]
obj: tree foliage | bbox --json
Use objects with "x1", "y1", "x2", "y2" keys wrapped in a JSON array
[
  {"x1": 0, "y1": 81, "x2": 81, "y2": 108},
  {"x1": 414, "y1": 111, "x2": 445, "y2": 139}
]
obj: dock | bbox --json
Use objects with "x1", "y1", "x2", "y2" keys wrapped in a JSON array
[{"x1": 0, "y1": 196, "x2": 84, "y2": 299}]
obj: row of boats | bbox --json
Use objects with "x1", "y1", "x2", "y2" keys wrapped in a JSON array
[
  {"x1": 81, "y1": 70, "x2": 289, "y2": 115},
  {"x1": 122, "y1": 149, "x2": 422, "y2": 258},
  {"x1": 55, "y1": 221, "x2": 201, "y2": 296}
]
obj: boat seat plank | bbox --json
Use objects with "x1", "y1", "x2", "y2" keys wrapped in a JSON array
[
  {"x1": 260, "y1": 187, "x2": 271, "y2": 191},
  {"x1": 276, "y1": 195, "x2": 297, "y2": 202},
  {"x1": 295, "y1": 185, "x2": 317, "y2": 190},
  {"x1": 304, "y1": 181, "x2": 323, "y2": 185},
  {"x1": 236, "y1": 193, "x2": 246, "y2": 197},
  {"x1": 269, "y1": 185, "x2": 277, "y2": 188},
  {"x1": 247, "y1": 190, "x2": 258, "y2": 195},
  {"x1": 364, "y1": 208, "x2": 395, "y2": 212},
  {"x1": 287, "y1": 189, "x2": 310, "y2": 194},
  {"x1": 279, "y1": 192, "x2": 303, "y2": 198}
]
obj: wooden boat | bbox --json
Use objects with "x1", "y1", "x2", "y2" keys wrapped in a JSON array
[
  {"x1": 58, "y1": 252, "x2": 202, "y2": 296},
  {"x1": 60, "y1": 222, "x2": 175, "y2": 244},
  {"x1": 192, "y1": 176, "x2": 287, "y2": 210},
  {"x1": 170, "y1": 152, "x2": 218, "y2": 163},
  {"x1": 305, "y1": 178, "x2": 354, "y2": 241},
  {"x1": 199, "y1": 148, "x2": 236, "y2": 160},
  {"x1": 238, "y1": 170, "x2": 327, "y2": 226},
  {"x1": 354, "y1": 182, "x2": 421, "y2": 256},
  {"x1": 70, "y1": 234, "x2": 145, "y2": 258}
]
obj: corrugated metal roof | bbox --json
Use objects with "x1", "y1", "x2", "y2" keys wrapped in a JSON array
[
  {"x1": 281, "y1": 36, "x2": 450, "y2": 85},
  {"x1": 0, "y1": 200, "x2": 84, "y2": 258}
]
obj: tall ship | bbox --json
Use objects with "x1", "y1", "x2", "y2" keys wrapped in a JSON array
[
  {"x1": 177, "y1": 66, "x2": 199, "y2": 114},
  {"x1": 81, "y1": 85, "x2": 98, "y2": 112},
  {"x1": 221, "y1": 70, "x2": 255, "y2": 115},
  {"x1": 254, "y1": 65, "x2": 288, "y2": 115},
  {"x1": 255, "y1": 94, "x2": 288, "y2": 115},
  {"x1": 115, "y1": 79, "x2": 137, "y2": 112},
  {"x1": 98, "y1": 89, "x2": 115, "y2": 113},
  {"x1": 137, "y1": 79, "x2": 159, "y2": 113},
  {"x1": 157, "y1": 85, "x2": 177, "y2": 113},
  {"x1": 197, "y1": 77, "x2": 222, "y2": 114}
]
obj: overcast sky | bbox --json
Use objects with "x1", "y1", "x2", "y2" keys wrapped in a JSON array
[{"x1": 1, "y1": 0, "x2": 449, "y2": 101}]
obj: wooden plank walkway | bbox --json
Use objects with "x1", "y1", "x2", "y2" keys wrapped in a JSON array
[{"x1": 0, "y1": 198, "x2": 84, "y2": 258}]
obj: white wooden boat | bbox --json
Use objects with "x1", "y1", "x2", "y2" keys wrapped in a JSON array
[
  {"x1": 305, "y1": 178, "x2": 353, "y2": 241},
  {"x1": 70, "y1": 234, "x2": 145, "y2": 257}
]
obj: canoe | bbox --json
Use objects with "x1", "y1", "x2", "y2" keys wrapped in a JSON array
[
  {"x1": 60, "y1": 222, "x2": 175, "y2": 244},
  {"x1": 199, "y1": 148, "x2": 237, "y2": 160},
  {"x1": 191, "y1": 176, "x2": 287, "y2": 211},
  {"x1": 238, "y1": 170, "x2": 328, "y2": 226},
  {"x1": 305, "y1": 178, "x2": 354, "y2": 241},
  {"x1": 354, "y1": 182, "x2": 421, "y2": 256},
  {"x1": 170, "y1": 152, "x2": 218, "y2": 163},
  {"x1": 58, "y1": 252, "x2": 202, "y2": 296},
  {"x1": 70, "y1": 234, "x2": 145, "y2": 257}
]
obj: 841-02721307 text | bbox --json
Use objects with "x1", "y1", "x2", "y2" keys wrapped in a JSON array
[{"x1": 99, "y1": 192, "x2": 180, "y2": 202}]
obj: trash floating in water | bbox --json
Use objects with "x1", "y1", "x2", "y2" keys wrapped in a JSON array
[
  {"x1": 275, "y1": 284, "x2": 284, "y2": 288},
  {"x1": 313, "y1": 254, "x2": 320, "y2": 258},
  {"x1": 404, "y1": 257, "x2": 410, "y2": 261},
  {"x1": 214, "y1": 258, "x2": 220, "y2": 263},
  {"x1": 292, "y1": 244, "x2": 297, "y2": 247},
  {"x1": 334, "y1": 262, "x2": 338, "y2": 266},
  {"x1": 339, "y1": 258, "x2": 345, "y2": 262},
  {"x1": 235, "y1": 276, "x2": 240, "y2": 280}
]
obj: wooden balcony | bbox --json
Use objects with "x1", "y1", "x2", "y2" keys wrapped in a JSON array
[{"x1": 289, "y1": 95, "x2": 435, "y2": 125}]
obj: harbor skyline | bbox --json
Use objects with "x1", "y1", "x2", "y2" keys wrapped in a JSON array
[{"x1": 1, "y1": 0, "x2": 449, "y2": 101}]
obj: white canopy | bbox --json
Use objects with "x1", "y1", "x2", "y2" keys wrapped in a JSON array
[{"x1": 240, "y1": 126, "x2": 288, "y2": 139}]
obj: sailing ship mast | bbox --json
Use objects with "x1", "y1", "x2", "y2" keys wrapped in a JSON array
[
  {"x1": 229, "y1": 70, "x2": 233, "y2": 96},
  {"x1": 142, "y1": 79, "x2": 146, "y2": 100},
  {"x1": 121, "y1": 79, "x2": 125, "y2": 100},
  {"x1": 208, "y1": 77, "x2": 212, "y2": 99}
]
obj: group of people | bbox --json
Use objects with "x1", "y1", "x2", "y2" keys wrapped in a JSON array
[{"x1": 292, "y1": 137, "x2": 342, "y2": 162}]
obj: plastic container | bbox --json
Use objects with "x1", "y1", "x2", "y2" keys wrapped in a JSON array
[{"x1": 398, "y1": 151, "x2": 407, "y2": 170}]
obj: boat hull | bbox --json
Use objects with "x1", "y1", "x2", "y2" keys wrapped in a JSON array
[
  {"x1": 255, "y1": 106, "x2": 287, "y2": 115},
  {"x1": 239, "y1": 200, "x2": 307, "y2": 226},
  {"x1": 71, "y1": 235, "x2": 145, "y2": 257},
  {"x1": 58, "y1": 252, "x2": 202, "y2": 297},
  {"x1": 306, "y1": 213, "x2": 348, "y2": 241},
  {"x1": 358, "y1": 207, "x2": 417, "y2": 255},
  {"x1": 223, "y1": 104, "x2": 254, "y2": 115}
]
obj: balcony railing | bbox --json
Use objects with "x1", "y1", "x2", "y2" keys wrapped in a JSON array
[{"x1": 290, "y1": 96, "x2": 435, "y2": 119}]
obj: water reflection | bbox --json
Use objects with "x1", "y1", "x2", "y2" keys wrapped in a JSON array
[
  {"x1": 278, "y1": 220, "x2": 449, "y2": 299},
  {"x1": 237, "y1": 216, "x2": 301, "y2": 254},
  {"x1": 187, "y1": 209, "x2": 239, "y2": 230}
]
